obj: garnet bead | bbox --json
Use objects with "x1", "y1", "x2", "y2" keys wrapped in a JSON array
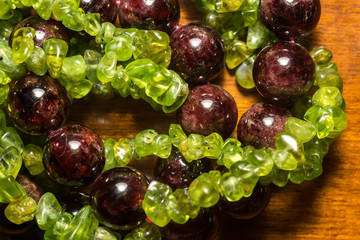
[
  {"x1": 237, "y1": 102, "x2": 292, "y2": 149},
  {"x1": 169, "y1": 23, "x2": 226, "y2": 85},
  {"x1": 260, "y1": 0, "x2": 321, "y2": 40},
  {"x1": 90, "y1": 167, "x2": 149, "y2": 230},
  {"x1": 80, "y1": 0, "x2": 118, "y2": 23},
  {"x1": 253, "y1": 41, "x2": 315, "y2": 104},
  {"x1": 7, "y1": 75, "x2": 70, "y2": 135},
  {"x1": 43, "y1": 125, "x2": 105, "y2": 187},
  {"x1": 177, "y1": 84, "x2": 238, "y2": 139}
]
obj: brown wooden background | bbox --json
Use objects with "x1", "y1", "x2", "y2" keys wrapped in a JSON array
[{"x1": 67, "y1": 0, "x2": 360, "y2": 239}]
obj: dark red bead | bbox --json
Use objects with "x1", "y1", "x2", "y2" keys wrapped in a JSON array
[
  {"x1": 43, "y1": 125, "x2": 105, "y2": 187},
  {"x1": 260, "y1": 0, "x2": 321, "y2": 40},
  {"x1": 177, "y1": 84, "x2": 238, "y2": 139},
  {"x1": 118, "y1": 0, "x2": 180, "y2": 35},
  {"x1": 59, "y1": 192, "x2": 90, "y2": 216},
  {"x1": 253, "y1": 42, "x2": 315, "y2": 104},
  {"x1": 80, "y1": 0, "x2": 118, "y2": 23},
  {"x1": 90, "y1": 167, "x2": 149, "y2": 230},
  {"x1": 169, "y1": 23, "x2": 225, "y2": 85},
  {"x1": 9, "y1": 16, "x2": 70, "y2": 47},
  {"x1": 7, "y1": 75, "x2": 70, "y2": 135},
  {"x1": 237, "y1": 102, "x2": 292, "y2": 149}
]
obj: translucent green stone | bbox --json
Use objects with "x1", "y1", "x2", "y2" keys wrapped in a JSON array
[
  {"x1": 43, "y1": 39, "x2": 69, "y2": 78},
  {"x1": 103, "y1": 138, "x2": 116, "y2": 171},
  {"x1": 240, "y1": 0, "x2": 260, "y2": 27},
  {"x1": 142, "y1": 181, "x2": 172, "y2": 227},
  {"x1": 291, "y1": 95, "x2": 313, "y2": 119},
  {"x1": 22, "y1": 144, "x2": 44, "y2": 175},
  {"x1": 222, "y1": 28, "x2": 246, "y2": 45},
  {"x1": 61, "y1": 55, "x2": 86, "y2": 82},
  {"x1": 203, "y1": 133, "x2": 223, "y2": 159},
  {"x1": 235, "y1": 54, "x2": 256, "y2": 89},
  {"x1": 111, "y1": 65, "x2": 131, "y2": 98},
  {"x1": 63, "y1": 8, "x2": 85, "y2": 32},
  {"x1": 304, "y1": 137, "x2": 329, "y2": 156},
  {"x1": 165, "y1": 192, "x2": 190, "y2": 224},
  {"x1": 303, "y1": 148, "x2": 323, "y2": 180},
  {"x1": 52, "y1": 0, "x2": 80, "y2": 21},
  {"x1": 0, "y1": 146, "x2": 22, "y2": 179},
  {"x1": 84, "y1": 13, "x2": 101, "y2": 36},
  {"x1": 44, "y1": 212, "x2": 73, "y2": 240},
  {"x1": 193, "y1": 0, "x2": 215, "y2": 13},
  {"x1": 168, "y1": 124, "x2": 187, "y2": 148},
  {"x1": 226, "y1": 40, "x2": 254, "y2": 69},
  {"x1": 217, "y1": 138, "x2": 243, "y2": 168},
  {"x1": 5, "y1": 196, "x2": 37, "y2": 224},
  {"x1": 154, "y1": 70, "x2": 184, "y2": 107},
  {"x1": 25, "y1": 46, "x2": 47, "y2": 76},
  {"x1": 32, "y1": 0, "x2": 53, "y2": 20},
  {"x1": 0, "y1": 127, "x2": 24, "y2": 153},
  {"x1": 214, "y1": 0, "x2": 243, "y2": 12},
  {"x1": 90, "y1": 227, "x2": 118, "y2": 240},
  {"x1": 36, "y1": 192, "x2": 62, "y2": 230},
  {"x1": 135, "y1": 129, "x2": 158, "y2": 158},
  {"x1": 0, "y1": 69, "x2": 11, "y2": 85},
  {"x1": 188, "y1": 173, "x2": 220, "y2": 208},
  {"x1": 310, "y1": 46, "x2": 332, "y2": 65},
  {"x1": 145, "y1": 66, "x2": 173, "y2": 98},
  {"x1": 67, "y1": 79, "x2": 92, "y2": 99},
  {"x1": 285, "y1": 117, "x2": 316, "y2": 143},
  {"x1": 204, "y1": 11, "x2": 233, "y2": 34},
  {"x1": 0, "y1": 84, "x2": 8, "y2": 105},
  {"x1": 105, "y1": 38, "x2": 133, "y2": 62},
  {"x1": 114, "y1": 138, "x2": 132, "y2": 166},
  {"x1": 12, "y1": 27, "x2": 35, "y2": 63},
  {"x1": 274, "y1": 133, "x2": 305, "y2": 170},
  {"x1": 230, "y1": 161, "x2": 258, "y2": 197},
  {"x1": 247, "y1": 148, "x2": 273, "y2": 176},
  {"x1": 312, "y1": 87, "x2": 343, "y2": 108},
  {"x1": 126, "y1": 59, "x2": 158, "y2": 89},
  {"x1": 271, "y1": 166, "x2": 289, "y2": 187},
  {"x1": 165, "y1": 188, "x2": 199, "y2": 223},
  {"x1": 326, "y1": 106, "x2": 347, "y2": 138},
  {"x1": 289, "y1": 166, "x2": 305, "y2": 184},
  {"x1": 220, "y1": 172, "x2": 244, "y2": 202},
  {"x1": 246, "y1": 19, "x2": 267, "y2": 49},
  {"x1": 178, "y1": 134, "x2": 204, "y2": 162},
  {"x1": 0, "y1": 0, "x2": 13, "y2": 20},
  {"x1": 124, "y1": 222, "x2": 161, "y2": 240},
  {"x1": 0, "y1": 175, "x2": 26, "y2": 203},
  {"x1": 84, "y1": 49, "x2": 102, "y2": 83},
  {"x1": 152, "y1": 134, "x2": 172, "y2": 159},
  {"x1": 0, "y1": 109, "x2": 6, "y2": 135},
  {"x1": 315, "y1": 68, "x2": 343, "y2": 91},
  {"x1": 20, "y1": 0, "x2": 32, "y2": 6},
  {"x1": 60, "y1": 205, "x2": 99, "y2": 240},
  {"x1": 304, "y1": 105, "x2": 334, "y2": 139},
  {"x1": 161, "y1": 81, "x2": 189, "y2": 113},
  {"x1": 0, "y1": 40, "x2": 26, "y2": 79},
  {"x1": 316, "y1": 61, "x2": 338, "y2": 72},
  {"x1": 97, "y1": 51, "x2": 117, "y2": 83},
  {"x1": 208, "y1": 170, "x2": 222, "y2": 195},
  {"x1": 95, "y1": 22, "x2": 116, "y2": 44}
]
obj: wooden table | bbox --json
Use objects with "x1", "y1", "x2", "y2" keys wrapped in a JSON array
[{"x1": 68, "y1": 1, "x2": 360, "y2": 239}]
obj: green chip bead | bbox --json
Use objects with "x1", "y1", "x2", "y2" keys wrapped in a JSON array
[
  {"x1": 63, "y1": 8, "x2": 85, "y2": 31},
  {"x1": 145, "y1": 66, "x2": 173, "y2": 98},
  {"x1": 203, "y1": 132, "x2": 223, "y2": 159},
  {"x1": 22, "y1": 144, "x2": 44, "y2": 175},
  {"x1": 235, "y1": 54, "x2": 256, "y2": 89},
  {"x1": 32, "y1": 0, "x2": 53, "y2": 20},
  {"x1": 310, "y1": 46, "x2": 332, "y2": 65},
  {"x1": 67, "y1": 79, "x2": 93, "y2": 99},
  {"x1": 124, "y1": 222, "x2": 161, "y2": 240},
  {"x1": 134, "y1": 129, "x2": 158, "y2": 158},
  {"x1": 240, "y1": 0, "x2": 260, "y2": 27},
  {"x1": 20, "y1": 0, "x2": 32, "y2": 6},
  {"x1": 246, "y1": 147, "x2": 274, "y2": 176},
  {"x1": 165, "y1": 192, "x2": 190, "y2": 224},
  {"x1": 304, "y1": 137, "x2": 329, "y2": 156},
  {"x1": 0, "y1": 69, "x2": 11, "y2": 84},
  {"x1": 204, "y1": 11, "x2": 233, "y2": 34},
  {"x1": 327, "y1": 106, "x2": 347, "y2": 138},
  {"x1": 43, "y1": 38, "x2": 69, "y2": 78},
  {"x1": 271, "y1": 166, "x2": 289, "y2": 187},
  {"x1": 97, "y1": 51, "x2": 117, "y2": 83},
  {"x1": 154, "y1": 70, "x2": 184, "y2": 107},
  {"x1": 0, "y1": 175, "x2": 26, "y2": 203},
  {"x1": 0, "y1": 146, "x2": 22, "y2": 179},
  {"x1": 178, "y1": 134, "x2": 204, "y2": 162},
  {"x1": 289, "y1": 165, "x2": 305, "y2": 184},
  {"x1": 25, "y1": 46, "x2": 47, "y2": 76},
  {"x1": 11, "y1": 27, "x2": 35, "y2": 63},
  {"x1": 161, "y1": 81, "x2": 189, "y2": 113},
  {"x1": 193, "y1": 0, "x2": 215, "y2": 13},
  {"x1": 103, "y1": 138, "x2": 116, "y2": 171},
  {"x1": 304, "y1": 105, "x2": 334, "y2": 139},
  {"x1": 5, "y1": 196, "x2": 37, "y2": 224},
  {"x1": 217, "y1": 138, "x2": 243, "y2": 168},
  {"x1": 0, "y1": 40, "x2": 26, "y2": 79},
  {"x1": 36, "y1": 192, "x2": 62, "y2": 230},
  {"x1": 285, "y1": 117, "x2": 316, "y2": 143},
  {"x1": 96, "y1": 22, "x2": 116, "y2": 44},
  {"x1": 0, "y1": 109, "x2": 6, "y2": 135},
  {"x1": 303, "y1": 148, "x2": 323, "y2": 180},
  {"x1": 152, "y1": 134, "x2": 172, "y2": 159},
  {"x1": 312, "y1": 87, "x2": 343, "y2": 107},
  {"x1": 230, "y1": 161, "x2": 259, "y2": 197},
  {"x1": 44, "y1": 212, "x2": 73, "y2": 240},
  {"x1": 61, "y1": 55, "x2": 86, "y2": 82},
  {"x1": 188, "y1": 173, "x2": 220, "y2": 208},
  {"x1": 274, "y1": 132, "x2": 305, "y2": 170},
  {"x1": 61, "y1": 205, "x2": 99, "y2": 240},
  {"x1": 105, "y1": 38, "x2": 133, "y2": 62},
  {"x1": 0, "y1": 127, "x2": 24, "y2": 153},
  {"x1": 84, "y1": 49, "x2": 102, "y2": 83},
  {"x1": 90, "y1": 227, "x2": 118, "y2": 240},
  {"x1": 0, "y1": 0, "x2": 13, "y2": 20},
  {"x1": 114, "y1": 138, "x2": 133, "y2": 166},
  {"x1": 111, "y1": 65, "x2": 131, "y2": 98},
  {"x1": 226, "y1": 40, "x2": 254, "y2": 69},
  {"x1": 220, "y1": 172, "x2": 244, "y2": 202},
  {"x1": 52, "y1": 0, "x2": 80, "y2": 21},
  {"x1": 291, "y1": 95, "x2": 313, "y2": 119},
  {"x1": 84, "y1": 13, "x2": 101, "y2": 36},
  {"x1": 214, "y1": 0, "x2": 244, "y2": 12},
  {"x1": 315, "y1": 67, "x2": 343, "y2": 91},
  {"x1": 125, "y1": 59, "x2": 158, "y2": 89},
  {"x1": 142, "y1": 181, "x2": 172, "y2": 227},
  {"x1": 246, "y1": 18, "x2": 267, "y2": 49}
]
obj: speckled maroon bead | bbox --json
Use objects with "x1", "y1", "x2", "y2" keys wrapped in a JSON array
[
  {"x1": 9, "y1": 16, "x2": 70, "y2": 47},
  {"x1": 118, "y1": 0, "x2": 180, "y2": 35},
  {"x1": 260, "y1": 0, "x2": 321, "y2": 40},
  {"x1": 253, "y1": 42, "x2": 315, "y2": 104},
  {"x1": 169, "y1": 23, "x2": 225, "y2": 85},
  {"x1": 177, "y1": 84, "x2": 238, "y2": 138},
  {"x1": 155, "y1": 150, "x2": 213, "y2": 190},
  {"x1": 43, "y1": 125, "x2": 105, "y2": 187},
  {"x1": 7, "y1": 75, "x2": 70, "y2": 135},
  {"x1": 90, "y1": 167, "x2": 149, "y2": 230},
  {"x1": 216, "y1": 183, "x2": 271, "y2": 220},
  {"x1": 80, "y1": 0, "x2": 118, "y2": 23},
  {"x1": 237, "y1": 102, "x2": 292, "y2": 149}
]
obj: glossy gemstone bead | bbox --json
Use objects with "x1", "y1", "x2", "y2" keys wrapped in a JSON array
[
  {"x1": 260, "y1": 0, "x2": 321, "y2": 40},
  {"x1": 312, "y1": 87, "x2": 343, "y2": 107},
  {"x1": 169, "y1": 23, "x2": 226, "y2": 85},
  {"x1": 246, "y1": 147, "x2": 274, "y2": 176},
  {"x1": 35, "y1": 192, "x2": 62, "y2": 230},
  {"x1": 32, "y1": 0, "x2": 53, "y2": 20},
  {"x1": 285, "y1": 117, "x2": 316, "y2": 143},
  {"x1": 226, "y1": 40, "x2": 254, "y2": 69},
  {"x1": 90, "y1": 226, "x2": 118, "y2": 240},
  {"x1": 43, "y1": 39, "x2": 69, "y2": 78},
  {"x1": 0, "y1": 175, "x2": 26, "y2": 203},
  {"x1": 0, "y1": 127, "x2": 24, "y2": 153},
  {"x1": 177, "y1": 84, "x2": 238, "y2": 139},
  {"x1": 235, "y1": 54, "x2": 256, "y2": 89},
  {"x1": 52, "y1": 0, "x2": 80, "y2": 21},
  {"x1": 274, "y1": 132, "x2": 305, "y2": 170},
  {"x1": 25, "y1": 46, "x2": 47, "y2": 76},
  {"x1": 189, "y1": 173, "x2": 220, "y2": 208},
  {"x1": 118, "y1": 0, "x2": 180, "y2": 35},
  {"x1": 315, "y1": 67, "x2": 343, "y2": 91},
  {"x1": 237, "y1": 102, "x2": 292, "y2": 149},
  {"x1": 43, "y1": 125, "x2": 105, "y2": 187},
  {"x1": 97, "y1": 51, "x2": 117, "y2": 83},
  {"x1": 5, "y1": 196, "x2": 37, "y2": 224},
  {"x1": 230, "y1": 161, "x2": 259, "y2": 197},
  {"x1": 0, "y1": 146, "x2": 22, "y2": 179},
  {"x1": 90, "y1": 167, "x2": 149, "y2": 230},
  {"x1": 60, "y1": 192, "x2": 90, "y2": 217},
  {"x1": 253, "y1": 42, "x2": 315, "y2": 104},
  {"x1": 84, "y1": 13, "x2": 101, "y2": 36},
  {"x1": 214, "y1": 0, "x2": 243, "y2": 12},
  {"x1": 0, "y1": 40, "x2": 26, "y2": 79},
  {"x1": 7, "y1": 75, "x2": 70, "y2": 135},
  {"x1": 61, "y1": 55, "x2": 87, "y2": 83},
  {"x1": 44, "y1": 211, "x2": 73, "y2": 240},
  {"x1": 168, "y1": 124, "x2": 187, "y2": 148},
  {"x1": 80, "y1": 0, "x2": 118, "y2": 23},
  {"x1": 124, "y1": 222, "x2": 161, "y2": 240},
  {"x1": 11, "y1": 27, "x2": 35, "y2": 63},
  {"x1": 217, "y1": 138, "x2": 244, "y2": 168}
]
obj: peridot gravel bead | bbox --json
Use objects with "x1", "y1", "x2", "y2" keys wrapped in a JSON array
[
  {"x1": 310, "y1": 46, "x2": 332, "y2": 65},
  {"x1": 312, "y1": 87, "x2": 343, "y2": 107},
  {"x1": 61, "y1": 55, "x2": 86, "y2": 82},
  {"x1": 20, "y1": 0, "x2": 32, "y2": 6},
  {"x1": 111, "y1": 65, "x2": 131, "y2": 98},
  {"x1": 315, "y1": 67, "x2": 343, "y2": 91},
  {"x1": 154, "y1": 70, "x2": 184, "y2": 106},
  {"x1": 203, "y1": 132, "x2": 223, "y2": 159},
  {"x1": 304, "y1": 105, "x2": 334, "y2": 139},
  {"x1": 303, "y1": 148, "x2": 323, "y2": 180},
  {"x1": 32, "y1": 0, "x2": 53, "y2": 20},
  {"x1": 0, "y1": 0, "x2": 13, "y2": 20},
  {"x1": 0, "y1": 40, "x2": 26, "y2": 79},
  {"x1": 214, "y1": 0, "x2": 243, "y2": 12},
  {"x1": 304, "y1": 137, "x2": 329, "y2": 156},
  {"x1": 271, "y1": 166, "x2": 289, "y2": 187},
  {"x1": 145, "y1": 66, "x2": 173, "y2": 98},
  {"x1": 152, "y1": 134, "x2": 172, "y2": 159},
  {"x1": 126, "y1": 59, "x2": 158, "y2": 89},
  {"x1": 97, "y1": 51, "x2": 117, "y2": 83},
  {"x1": 230, "y1": 161, "x2": 259, "y2": 197},
  {"x1": 240, "y1": 0, "x2": 260, "y2": 27},
  {"x1": 161, "y1": 81, "x2": 189, "y2": 113},
  {"x1": 11, "y1": 27, "x2": 35, "y2": 63},
  {"x1": 90, "y1": 227, "x2": 118, "y2": 240},
  {"x1": 275, "y1": 132, "x2": 305, "y2": 169},
  {"x1": 289, "y1": 165, "x2": 305, "y2": 184},
  {"x1": 22, "y1": 144, "x2": 44, "y2": 175},
  {"x1": 189, "y1": 173, "x2": 220, "y2": 208},
  {"x1": 168, "y1": 124, "x2": 187, "y2": 148},
  {"x1": 220, "y1": 172, "x2": 244, "y2": 202},
  {"x1": 0, "y1": 175, "x2": 26, "y2": 203},
  {"x1": 209, "y1": 170, "x2": 222, "y2": 195},
  {"x1": 178, "y1": 134, "x2": 204, "y2": 162},
  {"x1": 226, "y1": 40, "x2": 254, "y2": 69},
  {"x1": 104, "y1": 138, "x2": 116, "y2": 171},
  {"x1": 217, "y1": 138, "x2": 243, "y2": 168},
  {"x1": 5, "y1": 196, "x2": 37, "y2": 224},
  {"x1": 194, "y1": 0, "x2": 215, "y2": 13},
  {"x1": 165, "y1": 192, "x2": 190, "y2": 224},
  {"x1": 84, "y1": 13, "x2": 101, "y2": 36},
  {"x1": 52, "y1": 0, "x2": 80, "y2": 21},
  {"x1": 44, "y1": 212, "x2": 73, "y2": 240},
  {"x1": 0, "y1": 110, "x2": 6, "y2": 135},
  {"x1": 235, "y1": 54, "x2": 256, "y2": 89},
  {"x1": 105, "y1": 38, "x2": 133, "y2": 62},
  {"x1": 327, "y1": 106, "x2": 347, "y2": 138},
  {"x1": 247, "y1": 148, "x2": 274, "y2": 176},
  {"x1": 43, "y1": 39, "x2": 69, "y2": 78},
  {"x1": 84, "y1": 49, "x2": 102, "y2": 83},
  {"x1": 36, "y1": 192, "x2": 62, "y2": 230},
  {"x1": 96, "y1": 22, "x2": 116, "y2": 44},
  {"x1": 25, "y1": 46, "x2": 47, "y2": 76},
  {"x1": 0, "y1": 127, "x2": 24, "y2": 153},
  {"x1": 63, "y1": 8, "x2": 85, "y2": 31},
  {"x1": 142, "y1": 181, "x2": 172, "y2": 227},
  {"x1": 0, "y1": 84, "x2": 9, "y2": 105},
  {"x1": 114, "y1": 138, "x2": 132, "y2": 166},
  {"x1": 0, "y1": 146, "x2": 22, "y2": 179},
  {"x1": 246, "y1": 19, "x2": 267, "y2": 50},
  {"x1": 67, "y1": 79, "x2": 93, "y2": 99},
  {"x1": 124, "y1": 222, "x2": 161, "y2": 240},
  {"x1": 0, "y1": 69, "x2": 11, "y2": 84},
  {"x1": 135, "y1": 129, "x2": 158, "y2": 158},
  {"x1": 285, "y1": 117, "x2": 316, "y2": 143}
]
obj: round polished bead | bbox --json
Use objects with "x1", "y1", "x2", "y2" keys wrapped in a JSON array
[
  {"x1": 237, "y1": 102, "x2": 292, "y2": 149},
  {"x1": 7, "y1": 75, "x2": 70, "y2": 135},
  {"x1": 177, "y1": 84, "x2": 238, "y2": 138},
  {"x1": 90, "y1": 167, "x2": 149, "y2": 230},
  {"x1": 253, "y1": 42, "x2": 315, "y2": 104},
  {"x1": 169, "y1": 23, "x2": 226, "y2": 85},
  {"x1": 43, "y1": 125, "x2": 105, "y2": 187},
  {"x1": 260, "y1": 0, "x2": 321, "y2": 40}
]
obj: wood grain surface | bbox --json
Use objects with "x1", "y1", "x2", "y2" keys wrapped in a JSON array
[{"x1": 66, "y1": 1, "x2": 360, "y2": 239}]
